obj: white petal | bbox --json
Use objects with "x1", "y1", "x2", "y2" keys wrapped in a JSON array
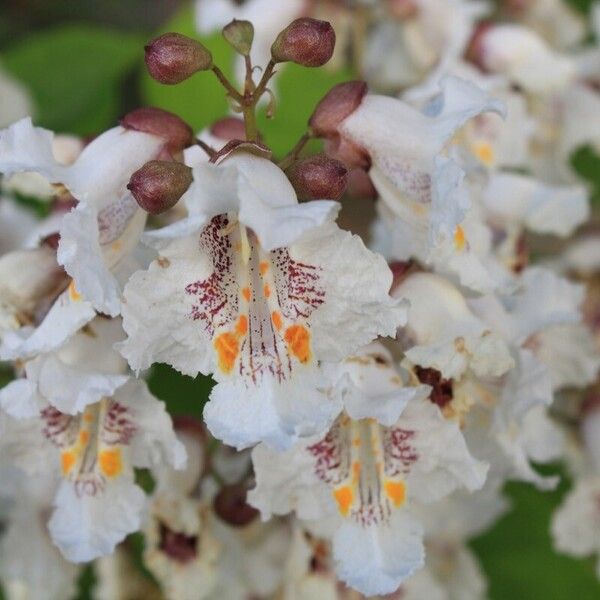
[
  {"x1": 57, "y1": 200, "x2": 147, "y2": 316},
  {"x1": 30, "y1": 354, "x2": 128, "y2": 415},
  {"x1": 0, "y1": 378, "x2": 44, "y2": 419},
  {"x1": 483, "y1": 173, "x2": 589, "y2": 237},
  {"x1": 396, "y1": 272, "x2": 514, "y2": 379},
  {"x1": 205, "y1": 368, "x2": 341, "y2": 450},
  {"x1": 552, "y1": 477, "x2": 600, "y2": 559},
  {"x1": 116, "y1": 379, "x2": 186, "y2": 471},
  {"x1": 0, "y1": 289, "x2": 95, "y2": 361},
  {"x1": 249, "y1": 441, "x2": 334, "y2": 521},
  {"x1": 48, "y1": 477, "x2": 146, "y2": 562},
  {"x1": 119, "y1": 234, "x2": 215, "y2": 375},
  {"x1": 292, "y1": 222, "x2": 407, "y2": 361},
  {"x1": 401, "y1": 399, "x2": 488, "y2": 501},
  {"x1": 332, "y1": 511, "x2": 424, "y2": 596}
]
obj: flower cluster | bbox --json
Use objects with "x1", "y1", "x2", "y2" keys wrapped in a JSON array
[{"x1": 0, "y1": 1, "x2": 599, "y2": 598}]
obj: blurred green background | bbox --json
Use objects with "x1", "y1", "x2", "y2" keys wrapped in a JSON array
[{"x1": 0, "y1": 0, "x2": 599, "y2": 598}]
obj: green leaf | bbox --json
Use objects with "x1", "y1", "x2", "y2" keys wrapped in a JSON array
[
  {"x1": 257, "y1": 62, "x2": 355, "y2": 156},
  {"x1": 146, "y1": 363, "x2": 214, "y2": 419},
  {"x1": 140, "y1": 6, "x2": 236, "y2": 134},
  {"x1": 2, "y1": 26, "x2": 145, "y2": 135},
  {"x1": 472, "y1": 466, "x2": 600, "y2": 599},
  {"x1": 571, "y1": 145, "x2": 600, "y2": 205}
]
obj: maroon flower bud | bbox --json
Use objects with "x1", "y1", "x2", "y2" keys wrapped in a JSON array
[
  {"x1": 222, "y1": 19, "x2": 254, "y2": 56},
  {"x1": 213, "y1": 484, "x2": 258, "y2": 527},
  {"x1": 145, "y1": 32, "x2": 213, "y2": 84},
  {"x1": 346, "y1": 168, "x2": 377, "y2": 200},
  {"x1": 387, "y1": 0, "x2": 419, "y2": 19},
  {"x1": 40, "y1": 232, "x2": 61, "y2": 251},
  {"x1": 309, "y1": 81, "x2": 368, "y2": 138},
  {"x1": 271, "y1": 18, "x2": 336, "y2": 67},
  {"x1": 120, "y1": 107, "x2": 194, "y2": 156},
  {"x1": 127, "y1": 160, "x2": 193, "y2": 215},
  {"x1": 210, "y1": 117, "x2": 247, "y2": 142},
  {"x1": 466, "y1": 22, "x2": 494, "y2": 71},
  {"x1": 324, "y1": 136, "x2": 370, "y2": 170},
  {"x1": 286, "y1": 154, "x2": 347, "y2": 200}
]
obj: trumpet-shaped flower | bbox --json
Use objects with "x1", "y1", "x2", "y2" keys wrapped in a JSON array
[{"x1": 120, "y1": 150, "x2": 406, "y2": 450}]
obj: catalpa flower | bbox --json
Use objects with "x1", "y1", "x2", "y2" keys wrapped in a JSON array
[
  {"x1": 0, "y1": 316, "x2": 128, "y2": 418},
  {"x1": 0, "y1": 117, "x2": 169, "y2": 315},
  {"x1": 1, "y1": 379, "x2": 185, "y2": 562},
  {"x1": 469, "y1": 23, "x2": 576, "y2": 94},
  {"x1": 313, "y1": 76, "x2": 506, "y2": 292},
  {"x1": 0, "y1": 465, "x2": 79, "y2": 600},
  {"x1": 120, "y1": 148, "x2": 406, "y2": 450},
  {"x1": 249, "y1": 343, "x2": 486, "y2": 596},
  {"x1": 363, "y1": 0, "x2": 488, "y2": 91},
  {"x1": 552, "y1": 399, "x2": 600, "y2": 577},
  {"x1": 393, "y1": 271, "x2": 514, "y2": 380}
]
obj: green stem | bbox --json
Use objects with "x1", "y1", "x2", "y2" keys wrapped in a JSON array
[
  {"x1": 212, "y1": 65, "x2": 244, "y2": 102},
  {"x1": 278, "y1": 132, "x2": 312, "y2": 170}
]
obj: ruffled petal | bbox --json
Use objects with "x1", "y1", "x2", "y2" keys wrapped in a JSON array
[
  {"x1": 204, "y1": 367, "x2": 341, "y2": 450},
  {"x1": 48, "y1": 477, "x2": 146, "y2": 562},
  {"x1": 332, "y1": 511, "x2": 424, "y2": 597}
]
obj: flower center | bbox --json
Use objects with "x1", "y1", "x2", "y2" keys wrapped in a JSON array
[
  {"x1": 41, "y1": 398, "x2": 136, "y2": 496},
  {"x1": 185, "y1": 215, "x2": 325, "y2": 386},
  {"x1": 308, "y1": 416, "x2": 418, "y2": 526}
]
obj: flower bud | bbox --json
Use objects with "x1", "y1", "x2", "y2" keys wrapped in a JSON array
[
  {"x1": 309, "y1": 81, "x2": 368, "y2": 138},
  {"x1": 222, "y1": 19, "x2": 254, "y2": 56},
  {"x1": 271, "y1": 18, "x2": 336, "y2": 67},
  {"x1": 120, "y1": 107, "x2": 194, "y2": 156},
  {"x1": 346, "y1": 168, "x2": 377, "y2": 200},
  {"x1": 286, "y1": 154, "x2": 347, "y2": 200},
  {"x1": 387, "y1": 0, "x2": 419, "y2": 19},
  {"x1": 127, "y1": 160, "x2": 193, "y2": 215},
  {"x1": 210, "y1": 117, "x2": 246, "y2": 142},
  {"x1": 213, "y1": 484, "x2": 258, "y2": 527},
  {"x1": 145, "y1": 32, "x2": 213, "y2": 84}
]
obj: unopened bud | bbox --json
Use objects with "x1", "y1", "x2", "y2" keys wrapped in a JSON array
[
  {"x1": 210, "y1": 117, "x2": 246, "y2": 142},
  {"x1": 387, "y1": 0, "x2": 419, "y2": 19},
  {"x1": 127, "y1": 160, "x2": 193, "y2": 214},
  {"x1": 120, "y1": 107, "x2": 194, "y2": 156},
  {"x1": 466, "y1": 22, "x2": 493, "y2": 70},
  {"x1": 287, "y1": 154, "x2": 347, "y2": 200},
  {"x1": 309, "y1": 81, "x2": 368, "y2": 138},
  {"x1": 271, "y1": 18, "x2": 335, "y2": 67},
  {"x1": 346, "y1": 168, "x2": 377, "y2": 200},
  {"x1": 145, "y1": 32, "x2": 213, "y2": 84},
  {"x1": 222, "y1": 19, "x2": 254, "y2": 56},
  {"x1": 213, "y1": 484, "x2": 258, "y2": 527}
]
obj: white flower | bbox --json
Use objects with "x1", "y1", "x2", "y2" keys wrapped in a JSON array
[
  {"x1": 393, "y1": 272, "x2": 514, "y2": 380},
  {"x1": 144, "y1": 492, "x2": 221, "y2": 600},
  {"x1": 0, "y1": 118, "x2": 167, "y2": 315},
  {"x1": 341, "y1": 76, "x2": 506, "y2": 291},
  {"x1": 0, "y1": 245, "x2": 69, "y2": 339},
  {"x1": 0, "y1": 197, "x2": 39, "y2": 255},
  {"x1": 507, "y1": 0, "x2": 586, "y2": 50},
  {"x1": 0, "y1": 316, "x2": 128, "y2": 418},
  {"x1": 0, "y1": 65, "x2": 34, "y2": 128},
  {"x1": 474, "y1": 24, "x2": 576, "y2": 94},
  {"x1": 482, "y1": 172, "x2": 589, "y2": 239},
  {"x1": 552, "y1": 476, "x2": 600, "y2": 578},
  {"x1": 363, "y1": 0, "x2": 489, "y2": 91},
  {"x1": 249, "y1": 346, "x2": 486, "y2": 596},
  {"x1": 0, "y1": 466, "x2": 78, "y2": 600},
  {"x1": 120, "y1": 150, "x2": 406, "y2": 450},
  {"x1": 1, "y1": 378, "x2": 185, "y2": 563}
]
